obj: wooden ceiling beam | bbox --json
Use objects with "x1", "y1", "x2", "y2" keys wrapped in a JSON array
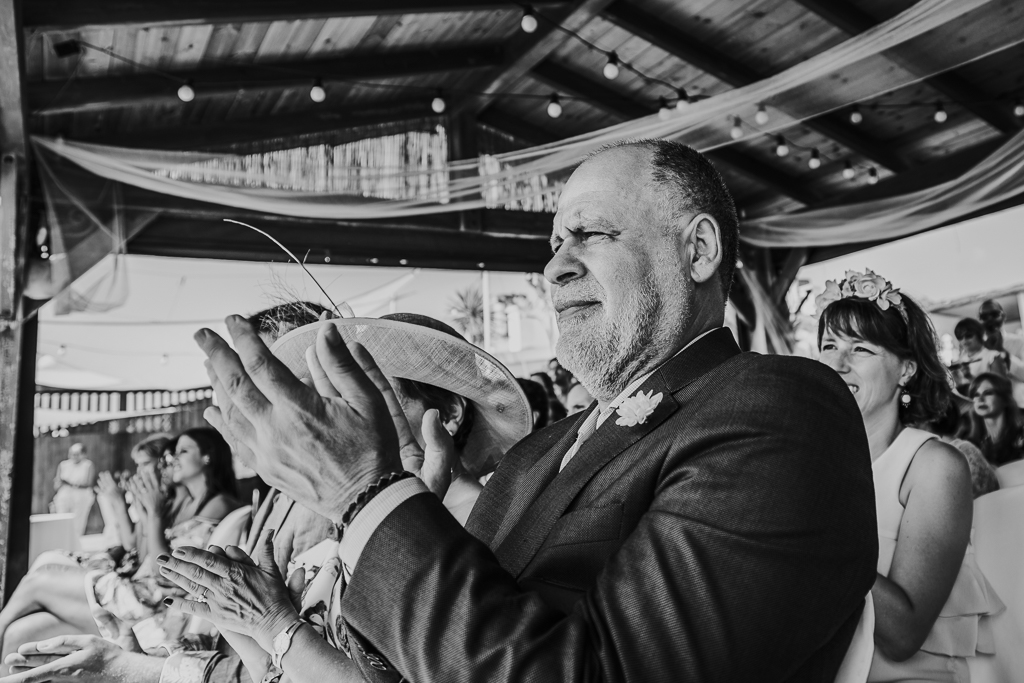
[
  {"x1": 452, "y1": 0, "x2": 615, "y2": 117},
  {"x1": 24, "y1": 0, "x2": 571, "y2": 31},
  {"x1": 66, "y1": 99, "x2": 438, "y2": 150},
  {"x1": 600, "y1": 0, "x2": 908, "y2": 173},
  {"x1": 791, "y1": 0, "x2": 1021, "y2": 135},
  {"x1": 477, "y1": 108, "x2": 561, "y2": 146},
  {"x1": 528, "y1": 60, "x2": 820, "y2": 205},
  {"x1": 30, "y1": 46, "x2": 503, "y2": 115}
]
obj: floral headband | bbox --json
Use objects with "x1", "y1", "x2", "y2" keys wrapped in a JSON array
[{"x1": 814, "y1": 269, "x2": 906, "y2": 319}]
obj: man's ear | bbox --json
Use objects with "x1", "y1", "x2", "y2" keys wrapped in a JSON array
[{"x1": 681, "y1": 213, "x2": 723, "y2": 285}]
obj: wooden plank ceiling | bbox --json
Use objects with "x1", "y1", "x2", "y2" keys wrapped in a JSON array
[{"x1": 19, "y1": 0, "x2": 1024, "y2": 270}]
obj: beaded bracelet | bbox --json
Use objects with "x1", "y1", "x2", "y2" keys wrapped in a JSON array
[{"x1": 339, "y1": 470, "x2": 415, "y2": 528}]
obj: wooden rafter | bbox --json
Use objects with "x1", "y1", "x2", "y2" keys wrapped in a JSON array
[
  {"x1": 453, "y1": 0, "x2": 616, "y2": 116},
  {"x1": 601, "y1": 1, "x2": 908, "y2": 173},
  {"x1": 791, "y1": 0, "x2": 1021, "y2": 135},
  {"x1": 528, "y1": 60, "x2": 820, "y2": 205},
  {"x1": 67, "y1": 99, "x2": 439, "y2": 150},
  {"x1": 30, "y1": 47, "x2": 504, "y2": 115},
  {"x1": 24, "y1": 0, "x2": 572, "y2": 31}
]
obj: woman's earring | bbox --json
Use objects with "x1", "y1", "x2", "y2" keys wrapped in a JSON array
[{"x1": 900, "y1": 388, "x2": 912, "y2": 407}]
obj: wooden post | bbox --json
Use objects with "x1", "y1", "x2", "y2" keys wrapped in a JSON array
[
  {"x1": 0, "y1": 0, "x2": 35, "y2": 603},
  {"x1": 447, "y1": 112, "x2": 483, "y2": 233}
]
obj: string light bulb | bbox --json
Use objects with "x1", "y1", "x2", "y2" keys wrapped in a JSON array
[
  {"x1": 603, "y1": 52, "x2": 620, "y2": 80},
  {"x1": 546, "y1": 93, "x2": 562, "y2": 119},
  {"x1": 843, "y1": 161, "x2": 856, "y2": 180},
  {"x1": 730, "y1": 117, "x2": 743, "y2": 140},
  {"x1": 808, "y1": 148, "x2": 821, "y2": 169},
  {"x1": 309, "y1": 79, "x2": 326, "y2": 103},
  {"x1": 520, "y1": 7, "x2": 538, "y2": 33},
  {"x1": 658, "y1": 97, "x2": 672, "y2": 121},
  {"x1": 675, "y1": 88, "x2": 690, "y2": 111},
  {"x1": 57, "y1": 344, "x2": 66, "y2": 356},
  {"x1": 775, "y1": 135, "x2": 789, "y2": 157},
  {"x1": 431, "y1": 91, "x2": 446, "y2": 114},
  {"x1": 849, "y1": 105, "x2": 863, "y2": 124},
  {"x1": 867, "y1": 167, "x2": 879, "y2": 185},
  {"x1": 160, "y1": 354, "x2": 169, "y2": 366},
  {"x1": 933, "y1": 103, "x2": 947, "y2": 124},
  {"x1": 755, "y1": 105, "x2": 769, "y2": 125},
  {"x1": 1014, "y1": 100, "x2": 1024, "y2": 118},
  {"x1": 177, "y1": 82, "x2": 195, "y2": 103}
]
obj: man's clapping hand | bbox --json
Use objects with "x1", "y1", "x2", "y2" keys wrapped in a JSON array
[{"x1": 195, "y1": 316, "x2": 404, "y2": 524}]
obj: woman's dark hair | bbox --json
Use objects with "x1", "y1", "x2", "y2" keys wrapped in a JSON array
[
  {"x1": 517, "y1": 378, "x2": 550, "y2": 431},
  {"x1": 927, "y1": 402, "x2": 962, "y2": 438},
  {"x1": 817, "y1": 292, "x2": 951, "y2": 425},
  {"x1": 132, "y1": 433, "x2": 172, "y2": 465},
  {"x1": 966, "y1": 373, "x2": 1021, "y2": 458},
  {"x1": 391, "y1": 378, "x2": 476, "y2": 452},
  {"x1": 954, "y1": 317, "x2": 985, "y2": 341},
  {"x1": 250, "y1": 301, "x2": 329, "y2": 343},
  {"x1": 529, "y1": 372, "x2": 556, "y2": 400},
  {"x1": 177, "y1": 427, "x2": 238, "y2": 499}
]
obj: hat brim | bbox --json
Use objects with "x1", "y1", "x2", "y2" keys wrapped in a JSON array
[{"x1": 270, "y1": 318, "x2": 532, "y2": 476}]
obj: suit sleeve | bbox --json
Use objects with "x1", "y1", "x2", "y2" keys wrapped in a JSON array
[{"x1": 340, "y1": 360, "x2": 877, "y2": 683}]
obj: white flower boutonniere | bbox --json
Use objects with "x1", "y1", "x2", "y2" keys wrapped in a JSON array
[{"x1": 615, "y1": 390, "x2": 663, "y2": 427}]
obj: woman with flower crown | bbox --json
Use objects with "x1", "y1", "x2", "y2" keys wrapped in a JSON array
[{"x1": 816, "y1": 270, "x2": 1004, "y2": 682}]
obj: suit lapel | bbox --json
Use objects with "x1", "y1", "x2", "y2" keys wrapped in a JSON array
[
  {"x1": 467, "y1": 413, "x2": 585, "y2": 548},
  {"x1": 493, "y1": 328, "x2": 742, "y2": 578},
  {"x1": 494, "y1": 378, "x2": 678, "y2": 577}
]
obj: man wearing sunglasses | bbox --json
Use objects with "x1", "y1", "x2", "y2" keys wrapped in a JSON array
[{"x1": 979, "y1": 299, "x2": 1024, "y2": 407}]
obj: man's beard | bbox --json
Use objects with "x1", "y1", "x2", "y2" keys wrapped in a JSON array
[{"x1": 555, "y1": 273, "x2": 664, "y2": 401}]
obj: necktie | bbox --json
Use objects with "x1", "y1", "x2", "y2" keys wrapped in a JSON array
[{"x1": 559, "y1": 408, "x2": 602, "y2": 471}]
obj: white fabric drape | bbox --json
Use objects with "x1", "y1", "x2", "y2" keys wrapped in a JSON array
[
  {"x1": 33, "y1": 0, "x2": 1023, "y2": 224},
  {"x1": 742, "y1": 128, "x2": 1024, "y2": 247}
]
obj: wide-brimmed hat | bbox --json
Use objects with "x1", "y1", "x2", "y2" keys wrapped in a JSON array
[{"x1": 270, "y1": 313, "x2": 532, "y2": 476}]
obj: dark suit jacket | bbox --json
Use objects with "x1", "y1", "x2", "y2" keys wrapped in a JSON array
[{"x1": 341, "y1": 329, "x2": 878, "y2": 682}]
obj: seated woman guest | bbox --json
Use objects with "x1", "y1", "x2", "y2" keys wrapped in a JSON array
[
  {"x1": 0, "y1": 429, "x2": 239, "y2": 656},
  {"x1": 967, "y1": 373, "x2": 1024, "y2": 466},
  {"x1": 952, "y1": 318, "x2": 1008, "y2": 392},
  {"x1": 816, "y1": 270, "x2": 1004, "y2": 682}
]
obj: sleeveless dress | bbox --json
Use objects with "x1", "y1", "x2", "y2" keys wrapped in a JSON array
[
  {"x1": 51, "y1": 458, "x2": 96, "y2": 536},
  {"x1": 869, "y1": 428, "x2": 1005, "y2": 683}
]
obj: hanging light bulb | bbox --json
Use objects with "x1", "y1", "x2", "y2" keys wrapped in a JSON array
[
  {"x1": 1014, "y1": 100, "x2": 1024, "y2": 118},
  {"x1": 546, "y1": 93, "x2": 562, "y2": 119},
  {"x1": 842, "y1": 161, "x2": 856, "y2": 180},
  {"x1": 849, "y1": 105, "x2": 863, "y2": 124},
  {"x1": 160, "y1": 354, "x2": 169, "y2": 366},
  {"x1": 431, "y1": 91, "x2": 446, "y2": 114},
  {"x1": 57, "y1": 344, "x2": 66, "y2": 356},
  {"x1": 657, "y1": 97, "x2": 672, "y2": 121},
  {"x1": 755, "y1": 105, "x2": 769, "y2": 125},
  {"x1": 309, "y1": 79, "x2": 326, "y2": 103},
  {"x1": 775, "y1": 135, "x2": 789, "y2": 157},
  {"x1": 603, "y1": 52, "x2": 620, "y2": 80},
  {"x1": 808, "y1": 148, "x2": 821, "y2": 169},
  {"x1": 520, "y1": 7, "x2": 538, "y2": 33},
  {"x1": 933, "y1": 103, "x2": 947, "y2": 123},
  {"x1": 675, "y1": 87, "x2": 690, "y2": 111},
  {"x1": 729, "y1": 116, "x2": 743, "y2": 140},
  {"x1": 177, "y1": 82, "x2": 195, "y2": 103},
  {"x1": 867, "y1": 167, "x2": 879, "y2": 185}
]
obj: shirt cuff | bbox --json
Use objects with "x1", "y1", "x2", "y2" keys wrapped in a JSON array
[
  {"x1": 338, "y1": 477, "x2": 428, "y2": 576},
  {"x1": 159, "y1": 651, "x2": 222, "y2": 683}
]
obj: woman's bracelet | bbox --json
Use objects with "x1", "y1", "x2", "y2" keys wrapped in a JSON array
[{"x1": 339, "y1": 471, "x2": 415, "y2": 528}]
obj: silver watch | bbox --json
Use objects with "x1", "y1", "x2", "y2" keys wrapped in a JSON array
[{"x1": 270, "y1": 619, "x2": 303, "y2": 670}]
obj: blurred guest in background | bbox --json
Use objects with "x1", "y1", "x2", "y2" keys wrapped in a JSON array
[
  {"x1": 924, "y1": 403, "x2": 999, "y2": 498},
  {"x1": 50, "y1": 443, "x2": 96, "y2": 537},
  {"x1": 546, "y1": 357, "x2": 574, "y2": 403},
  {"x1": 517, "y1": 378, "x2": 550, "y2": 432},
  {"x1": 565, "y1": 382, "x2": 594, "y2": 415},
  {"x1": 979, "y1": 299, "x2": 1024, "y2": 408},
  {"x1": 816, "y1": 272, "x2": 1003, "y2": 681},
  {"x1": 529, "y1": 371, "x2": 567, "y2": 422},
  {"x1": 967, "y1": 373, "x2": 1024, "y2": 466},
  {"x1": 953, "y1": 318, "x2": 1007, "y2": 392}
]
